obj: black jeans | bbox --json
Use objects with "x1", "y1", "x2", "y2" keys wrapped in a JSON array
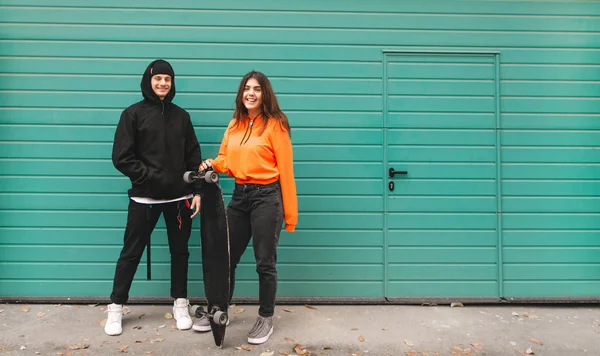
[
  {"x1": 110, "y1": 199, "x2": 192, "y2": 304},
  {"x1": 228, "y1": 181, "x2": 284, "y2": 317}
]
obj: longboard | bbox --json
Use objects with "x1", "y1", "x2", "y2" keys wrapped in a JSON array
[{"x1": 184, "y1": 168, "x2": 231, "y2": 348}]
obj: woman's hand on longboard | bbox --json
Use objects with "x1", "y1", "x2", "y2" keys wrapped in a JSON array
[
  {"x1": 199, "y1": 159, "x2": 213, "y2": 172},
  {"x1": 190, "y1": 195, "x2": 201, "y2": 218}
]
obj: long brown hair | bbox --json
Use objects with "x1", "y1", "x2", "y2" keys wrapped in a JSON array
[{"x1": 232, "y1": 71, "x2": 291, "y2": 137}]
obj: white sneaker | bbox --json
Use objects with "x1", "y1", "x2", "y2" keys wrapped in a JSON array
[
  {"x1": 173, "y1": 298, "x2": 193, "y2": 330},
  {"x1": 104, "y1": 303, "x2": 123, "y2": 336}
]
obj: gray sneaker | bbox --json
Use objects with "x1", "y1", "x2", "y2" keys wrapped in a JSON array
[
  {"x1": 192, "y1": 313, "x2": 230, "y2": 332},
  {"x1": 247, "y1": 316, "x2": 273, "y2": 344}
]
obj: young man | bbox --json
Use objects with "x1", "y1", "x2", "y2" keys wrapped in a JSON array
[{"x1": 104, "y1": 59, "x2": 203, "y2": 336}]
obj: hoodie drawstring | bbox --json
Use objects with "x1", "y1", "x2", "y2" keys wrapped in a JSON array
[{"x1": 239, "y1": 119, "x2": 254, "y2": 146}]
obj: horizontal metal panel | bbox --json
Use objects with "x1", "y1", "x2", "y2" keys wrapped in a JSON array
[
  {"x1": 388, "y1": 147, "x2": 496, "y2": 162},
  {"x1": 504, "y1": 248, "x2": 600, "y2": 263},
  {"x1": 0, "y1": 58, "x2": 383, "y2": 78},
  {"x1": 503, "y1": 282, "x2": 600, "y2": 297},
  {"x1": 502, "y1": 147, "x2": 600, "y2": 163},
  {"x1": 388, "y1": 231, "x2": 497, "y2": 247},
  {"x1": 1, "y1": 7, "x2": 595, "y2": 32},
  {"x1": 4, "y1": 0, "x2": 599, "y2": 16},
  {"x1": 504, "y1": 265, "x2": 600, "y2": 281},
  {"x1": 0, "y1": 143, "x2": 383, "y2": 161},
  {"x1": 388, "y1": 247, "x2": 497, "y2": 263},
  {"x1": 503, "y1": 214, "x2": 600, "y2": 230},
  {"x1": 388, "y1": 129, "x2": 495, "y2": 146},
  {"x1": 4, "y1": 24, "x2": 597, "y2": 47},
  {"x1": 387, "y1": 213, "x2": 497, "y2": 230},
  {"x1": 0, "y1": 109, "x2": 384, "y2": 128},
  {"x1": 503, "y1": 231, "x2": 600, "y2": 247},
  {"x1": 388, "y1": 265, "x2": 497, "y2": 281},
  {"x1": 0, "y1": 246, "x2": 384, "y2": 264},
  {"x1": 0, "y1": 92, "x2": 382, "y2": 111},
  {"x1": 388, "y1": 197, "x2": 497, "y2": 212},
  {"x1": 0, "y1": 228, "x2": 384, "y2": 247},
  {"x1": 0, "y1": 280, "x2": 384, "y2": 298},
  {"x1": 387, "y1": 113, "x2": 496, "y2": 129},
  {"x1": 388, "y1": 282, "x2": 498, "y2": 297}
]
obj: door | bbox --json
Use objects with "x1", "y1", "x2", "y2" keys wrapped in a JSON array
[{"x1": 384, "y1": 52, "x2": 500, "y2": 299}]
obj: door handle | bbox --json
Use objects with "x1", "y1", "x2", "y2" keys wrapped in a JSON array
[{"x1": 389, "y1": 167, "x2": 407, "y2": 178}]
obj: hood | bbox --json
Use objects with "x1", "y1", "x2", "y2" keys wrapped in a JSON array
[{"x1": 140, "y1": 59, "x2": 176, "y2": 104}]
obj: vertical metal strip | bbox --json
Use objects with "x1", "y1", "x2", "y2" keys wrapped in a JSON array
[
  {"x1": 382, "y1": 53, "x2": 389, "y2": 298},
  {"x1": 494, "y1": 53, "x2": 504, "y2": 297}
]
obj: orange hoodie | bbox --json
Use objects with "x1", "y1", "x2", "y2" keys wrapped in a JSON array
[{"x1": 208, "y1": 115, "x2": 298, "y2": 232}]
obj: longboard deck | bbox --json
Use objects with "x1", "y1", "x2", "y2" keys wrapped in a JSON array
[{"x1": 199, "y1": 177, "x2": 231, "y2": 347}]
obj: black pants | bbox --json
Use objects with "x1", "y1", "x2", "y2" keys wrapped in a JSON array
[
  {"x1": 110, "y1": 199, "x2": 192, "y2": 304},
  {"x1": 228, "y1": 181, "x2": 284, "y2": 317}
]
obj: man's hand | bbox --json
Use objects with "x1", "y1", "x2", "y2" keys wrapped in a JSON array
[{"x1": 190, "y1": 195, "x2": 201, "y2": 218}]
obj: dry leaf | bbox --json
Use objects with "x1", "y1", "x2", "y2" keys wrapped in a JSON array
[
  {"x1": 304, "y1": 305, "x2": 318, "y2": 310},
  {"x1": 261, "y1": 352, "x2": 275, "y2": 356},
  {"x1": 284, "y1": 337, "x2": 295, "y2": 343},
  {"x1": 0, "y1": 346, "x2": 12, "y2": 351},
  {"x1": 470, "y1": 343, "x2": 483, "y2": 350},
  {"x1": 351, "y1": 328, "x2": 359, "y2": 331},
  {"x1": 98, "y1": 319, "x2": 107, "y2": 327},
  {"x1": 135, "y1": 339, "x2": 147, "y2": 343},
  {"x1": 526, "y1": 348, "x2": 534, "y2": 355},
  {"x1": 37, "y1": 311, "x2": 46, "y2": 318},
  {"x1": 382, "y1": 327, "x2": 388, "y2": 330},
  {"x1": 359, "y1": 335, "x2": 365, "y2": 342},
  {"x1": 529, "y1": 338, "x2": 542, "y2": 345},
  {"x1": 118, "y1": 345, "x2": 129, "y2": 353},
  {"x1": 404, "y1": 339, "x2": 415, "y2": 347},
  {"x1": 451, "y1": 347, "x2": 462, "y2": 355},
  {"x1": 234, "y1": 308, "x2": 245, "y2": 314},
  {"x1": 149, "y1": 338, "x2": 164, "y2": 343},
  {"x1": 54, "y1": 304, "x2": 62, "y2": 307},
  {"x1": 240, "y1": 344, "x2": 254, "y2": 351},
  {"x1": 133, "y1": 325, "x2": 142, "y2": 330},
  {"x1": 145, "y1": 352, "x2": 152, "y2": 355},
  {"x1": 406, "y1": 352, "x2": 418, "y2": 356},
  {"x1": 158, "y1": 325, "x2": 166, "y2": 328},
  {"x1": 164, "y1": 312, "x2": 173, "y2": 319},
  {"x1": 462, "y1": 348, "x2": 472, "y2": 355},
  {"x1": 279, "y1": 351, "x2": 291, "y2": 356},
  {"x1": 68, "y1": 344, "x2": 90, "y2": 350},
  {"x1": 283, "y1": 309, "x2": 295, "y2": 313},
  {"x1": 293, "y1": 344, "x2": 310, "y2": 355},
  {"x1": 138, "y1": 314, "x2": 146, "y2": 319},
  {"x1": 21, "y1": 305, "x2": 29, "y2": 312},
  {"x1": 323, "y1": 346, "x2": 332, "y2": 350},
  {"x1": 451, "y1": 302, "x2": 464, "y2": 308},
  {"x1": 122, "y1": 307, "x2": 131, "y2": 315},
  {"x1": 512, "y1": 312, "x2": 520, "y2": 317}
]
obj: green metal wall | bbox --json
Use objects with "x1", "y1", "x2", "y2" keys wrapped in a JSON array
[{"x1": 0, "y1": 0, "x2": 598, "y2": 301}]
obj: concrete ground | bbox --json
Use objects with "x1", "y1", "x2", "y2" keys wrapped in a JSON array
[{"x1": 0, "y1": 302, "x2": 599, "y2": 355}]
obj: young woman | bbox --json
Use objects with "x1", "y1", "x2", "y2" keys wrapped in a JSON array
[{"x1": 192, "y1": 71, "x2": 298, "y2": 345}]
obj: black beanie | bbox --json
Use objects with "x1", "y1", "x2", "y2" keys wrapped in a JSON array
[{"x1": 150, "y1": 60, "x2": 174, "y2": 77}]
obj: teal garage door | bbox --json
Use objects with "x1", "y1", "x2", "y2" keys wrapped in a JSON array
[{"x1": 384, "y1": 52, "x2": 500, "y2": 298}]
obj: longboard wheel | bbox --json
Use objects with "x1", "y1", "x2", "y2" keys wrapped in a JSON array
[
  {"x1": 213, "y1": 311, "x2": 228, "y2": 326},
  {"x1": 190, "y1": 305, "x2": 205, "y2": 318},
  {"x1": 205, "y1": 171, "x2": 219, "y2": 183}
]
